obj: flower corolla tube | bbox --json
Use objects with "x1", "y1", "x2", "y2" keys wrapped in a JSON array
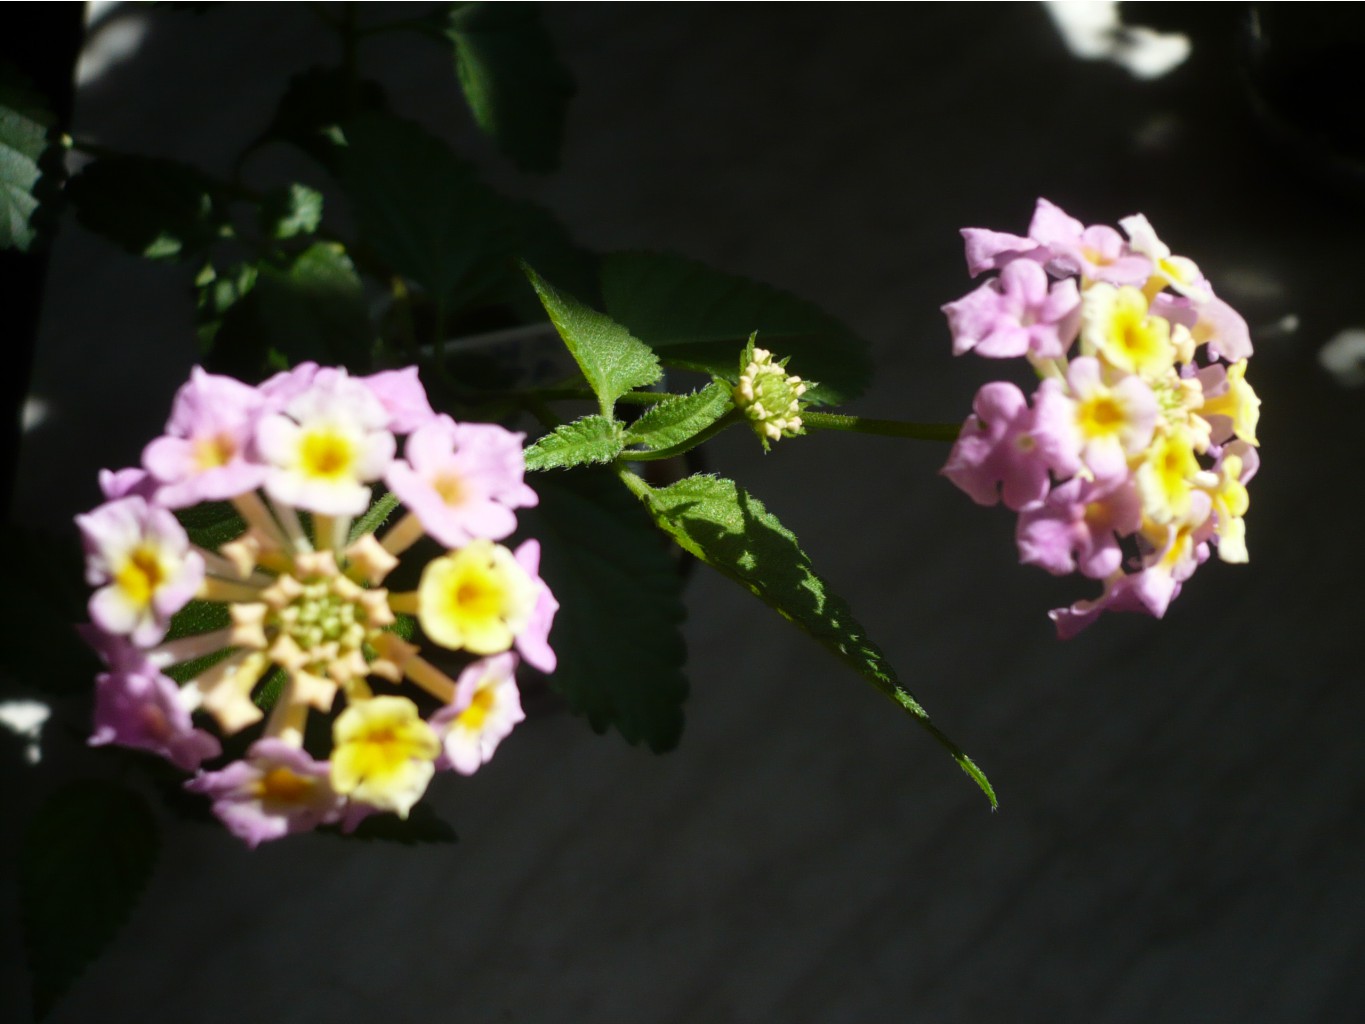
[
  {"x1": 941, "y1": 199, "x2": 1260, "y2": 637},
  {"x1": 77, "y1": 364, "x2": 557, "y2": 846}
]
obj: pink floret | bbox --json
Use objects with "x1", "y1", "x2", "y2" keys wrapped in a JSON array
[
  {"x1": 386, "y1": 417, "x2": 535, "y2": 548},
  {"x1": 941, "y1": 382, "x2": 1051, "y2": 512},
  {"x1": 90, "y1": 656, "x2": 221, "y2": 770},
  {"x1": 943, "y1": 259, "x2": 1080, "y2": 360},
  {"x1": 186, "y1": 739, "x2": 342, "y2": 848},
  {"x1": 513, "y1": 539, "x2": 558, "y2": 673}
]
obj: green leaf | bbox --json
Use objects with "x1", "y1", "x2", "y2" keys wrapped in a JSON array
[
  {"x1": 208, "y1": 242, "x2": 373, "y2": 375},
  {"x1": 625, "y1": 472, "x2": 995, "y2": 807},
  {"x1": 174, "y1": 500, "x2": 245, "y2": 550},
  {"x1": 519, "y1": 470, "x2": 687, "y2": 751},
  {"x1": 249, "y1": 65, "x2": 388, "y2": 169},
  {"x1": 523, "y1": 263, "x2": 661, "y2": 417},
  {"x1": 162, "y1": 599, "x2": 232, "y2": 685},
  {"x1": 0, "y1": 527, "x2": 95, "y2": 696},
  {"x1": 624, "y1": 381, "x2": 734, "y2": 451},
  {"x1": 0, "y1": 63, "x2": 56, "y2": 251},
  {"x1": 337, "y1": 113, "x2": 507, "y2": 304},
  {"x1": 22, "y1": 781, "x2": 160, "y2": 1020},
  {"x1": 330, "y1": 801, "x2": 458, "y2": 844},
  {"x1": 66, "y1": 155, "x2": 228, "y2": 261},
  {"x1": 599, "y1": 251, "x2": 873, "y2": 405},
  {"x1": 524, "y1": 415, "x2": 625, "y2": 471},
  {"x1": 259, "y1": 182, "x2": 323, "y2": 239},
  {"x1": 445, "y1": 3, "x2": 574, "y2": 172},
  {"x1": 194, "y1": 260, "x2": 258, "y2": 353},
  {"x1": 252, "y1": 666, "x2": 287, "y2": 713}
]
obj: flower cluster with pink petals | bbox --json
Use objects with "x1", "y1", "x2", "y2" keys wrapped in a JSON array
[
  {"x1": 941, "y1": 199, "x2": 1260, "y2": 636},
  {"x1": 77, "y1": 364, "x2": 556, "y2": 846}
]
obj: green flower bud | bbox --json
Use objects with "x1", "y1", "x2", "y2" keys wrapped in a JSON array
[{"x1": 734, "y1": 342, "x2": 809, "y2": 449}]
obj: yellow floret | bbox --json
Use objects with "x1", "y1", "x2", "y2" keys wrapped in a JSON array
[{"x1": 330, "y1": 695, "x2": 440, "y2": 817}]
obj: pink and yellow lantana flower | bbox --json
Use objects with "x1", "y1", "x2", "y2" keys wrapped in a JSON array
[
  {"x1": 77, "y1": 364, "x2": 557, "y2": 846},
  {"x1": 941, "y1": 199, "x2": 1260, "y2": 636}
]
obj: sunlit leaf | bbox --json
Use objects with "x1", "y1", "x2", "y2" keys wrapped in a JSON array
[
  {"x1": 626, "y1": 472, "x2": 995, "y2": 807},
  {"x1": 0, "y1": 62, "x2": 56, "y2": 251},
  {"x1": 523, "y1": 263, "x2": 660, "y2": 417},
  {"x1": 624, "y1": 381, "x2": 734, "y2": 452},
  {"x1": 524, "y1": 415, "x2": 625, "y2": 471},
  {"x1": 259, "y1": 182, "x2": 323, "y2": 240}
]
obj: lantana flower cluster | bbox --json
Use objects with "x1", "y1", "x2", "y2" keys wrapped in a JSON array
[
  {"x1": 76, "y1": 364, "x2": 557, "y2": 846},
  {"x1": 940, "y1": 199, "x2": 1260, "y2": 636}
]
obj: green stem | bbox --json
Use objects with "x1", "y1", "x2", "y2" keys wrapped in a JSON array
[
  {"x1": 616, "y1": 464, "x2": 652, "y2": 500},
  {"x1": 463, "y1": 386, "x2": 681, "y2": 408},
  {"x1": 802, "y1": 411, "x2": 961, "y2": 442}
]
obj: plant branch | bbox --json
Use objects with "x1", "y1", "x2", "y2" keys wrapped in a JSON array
[{"x1": 802, "y1": 411, "x2": 960, "y2": 442}]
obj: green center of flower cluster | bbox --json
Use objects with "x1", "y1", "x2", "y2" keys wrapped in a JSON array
[{"x1": 277, "y1": 581, "x2": 368, "y2": 655}]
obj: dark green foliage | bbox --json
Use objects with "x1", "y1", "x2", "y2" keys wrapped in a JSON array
[
  {"x1": 600, "y1": 251, "x2": 873, "y2": 405},
  {"x1": 208, "y1": 242, "x2": 373, "y2": 374},
  {"x1": 66, "y1": 156, "x2": 229, "y2": 261},
  {"x1": 338, "y1": 114, "x2": 509, "y2": 306},
  {"x1": 628, "y1": 473, "x2": 996, "y2": 807},
  {"x1": 446, "y1": 3, "x2": 574, "y2": 172},
  {"x1": 249, "y1": 65, "x2": 388, "y2": 169},
  {"x1": 520, "y1": 470, "x2": 688, "y2": 751},
  {"x1": 194, "y1": 260, "x2": 259, "y2": 354},
  {"x1": 174, "y1": 500, "x2": 245, "y2": 550},
  {"x1": 21, "y1": 781, "x2": 160, "y2": 1019}
]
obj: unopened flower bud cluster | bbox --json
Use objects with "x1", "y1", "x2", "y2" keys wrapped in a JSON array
[
  {"x1": 76, "y1": 363, "x2": 557, "y2": 846},
  {"x1": 940, "y1": 199, "x2": 1260, "y2": 636},
  {"x1": 735, "y1": 345, "x2": 808, "y2": 445}
]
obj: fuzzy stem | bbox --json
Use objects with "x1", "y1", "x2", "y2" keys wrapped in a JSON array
[{"x1": 801, "y1": 411, "x2": 961, "y2": 442}]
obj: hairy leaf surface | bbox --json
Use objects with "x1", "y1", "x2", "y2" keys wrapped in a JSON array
[
  {"x1": 524, "y1": 264, "x2": 660, "y2": 417},
  {"x1": 524, "y1": 415, "x2": 626, "y2": 471},
  {"x1": 627, "y1": 472, "x2": 995, "y2": 806}
]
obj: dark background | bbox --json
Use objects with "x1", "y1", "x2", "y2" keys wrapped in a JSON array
[{"x1": 5, "y1": 4, "x2": 1365, "y2": 1021}]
